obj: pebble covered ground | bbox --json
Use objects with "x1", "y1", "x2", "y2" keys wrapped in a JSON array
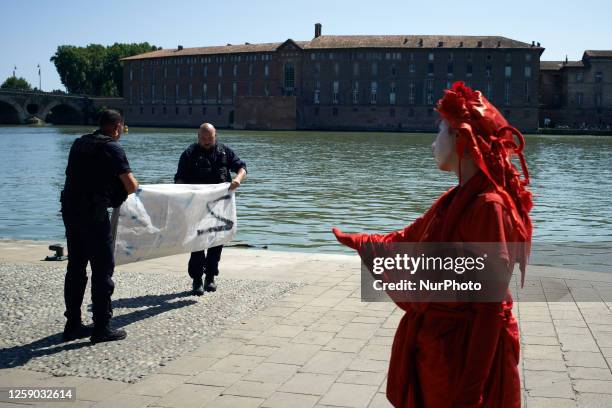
[{"x1": 0, "y1": 261, "x2": 303, "y2": 382}]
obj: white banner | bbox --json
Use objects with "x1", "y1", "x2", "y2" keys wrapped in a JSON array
[{"x1": 112, "y1": 183, "x2": 237, "y2": 265}]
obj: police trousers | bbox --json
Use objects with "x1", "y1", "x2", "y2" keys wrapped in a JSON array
[
  {"x1": 188, "y1": 246, "x2": 223, "y2": 280},
  {"x1": 62, "y1": 210, "x2": 115, "y2": 329}
]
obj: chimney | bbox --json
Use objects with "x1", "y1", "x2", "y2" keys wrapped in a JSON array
[
  {"x1": 497, "y1": 40, "x2": 501, "y2": 47},
  {"x1": 177, "y1": 45, "x2": 183, "y2": 51},
  {"x1": 477, "y1": 40, "x2": 483, "y2": 47},
  {"x1": 438, "y1": 41, "x2": 444, "y2": 47},
  {"x1": 531, "y1": 41, "x2": 535, "y2": 47},
  {"x1": 314, "y1": 23, "x2": 322, "y2": 38},
  {"x1": 418, "y1": 38, "x2": 423, "y2": 47},
  {"x1": 459, "y1": 41, "x2": 464, "y2": 47},
  {"x1": 537, "y1": 42, "x2": 540, "y2": 47}
]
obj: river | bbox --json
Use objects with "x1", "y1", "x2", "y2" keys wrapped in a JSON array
[{"x1": 0, "y1": 125, "x2": 610, "y2": 255}]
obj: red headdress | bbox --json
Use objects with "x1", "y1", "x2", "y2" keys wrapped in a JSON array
[{"x1": 436, "y1": 81, "x2": 533, "y2": 284}]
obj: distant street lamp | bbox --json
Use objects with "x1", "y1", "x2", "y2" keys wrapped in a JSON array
[
  {"x1": 13, "y1": 65, "x2": 16, "y2": 77},
  {"x1": 37, "y1": 64, "x2": 41, "y2": 90}
]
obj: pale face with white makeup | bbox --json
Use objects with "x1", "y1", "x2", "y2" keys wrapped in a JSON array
[{"x1": 432, "y1": 119, "x2": 458, "y2": 172}]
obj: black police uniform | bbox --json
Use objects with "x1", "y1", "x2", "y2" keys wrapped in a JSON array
[
  {"x1": 60, "y1": 130, "x2": 130, "y2": 331},
  {"x1": 174, "y1": 142, "x2": 246, "y2": 281}
]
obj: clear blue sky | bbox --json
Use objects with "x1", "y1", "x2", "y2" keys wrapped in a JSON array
[{"x1": 2, "y1": 0, "x2": 610, "y2": 91}]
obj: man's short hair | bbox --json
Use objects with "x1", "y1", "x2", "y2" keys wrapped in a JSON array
[{"x1": 99, "y1": 109, "x2": 123, "y2": 128}]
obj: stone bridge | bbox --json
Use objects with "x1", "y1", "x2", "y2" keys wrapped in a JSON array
[{"x1": 0, "y1": 90, "x2": 124, "y2": 125}]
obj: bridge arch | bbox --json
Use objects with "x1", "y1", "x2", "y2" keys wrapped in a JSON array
[
  {"x1": 40, "y1": 100, "x2": 85, "y2": 125},
  {"x1": 0, "y1": 95, "x2": 27, "y2": 124}
]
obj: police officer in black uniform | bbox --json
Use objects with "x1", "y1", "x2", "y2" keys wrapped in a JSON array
[
  {"x1": 174, "y1": 123, "x2": 247, "y2": 296},
  {"x1": 60, "y1": 109, "x2": 139, "y2": 343}
]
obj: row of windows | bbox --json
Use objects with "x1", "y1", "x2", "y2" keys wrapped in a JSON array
[
  {"x1": 129, "y1": 62, "x2": 533, "y2": 82},
  {"x1": 132, "y1": 50, "x2": 535, "y2": 67},
  {"x1": 572, "y1": 71, "x2": 605, "y2": 83},
  {"x1": 309, "y1": 106, "x2": 531, "y2": 119},
  {"x1": 571, "y1": 92, "x2": 605, "y2": 106},
  {"x1": 137, "y1": 105, "x2": 224, "y2": 116},
  {"x1": 129, "y1": 79, "x2": 532, "y2": 106}
]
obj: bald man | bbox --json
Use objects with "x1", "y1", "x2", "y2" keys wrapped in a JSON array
[{"x1": 175, "y1": 123, "x2": 247, "y2": 295}]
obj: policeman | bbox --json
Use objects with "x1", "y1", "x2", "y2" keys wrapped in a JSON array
[
  {"x1": 60, "y1": 109, "x2": 139, "y2": 343},
  {"x1": 174, "y1": 123, "x2": 247, "y2": 295}
]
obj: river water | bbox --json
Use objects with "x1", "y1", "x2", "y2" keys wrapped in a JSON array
[{"x1": 0, "y1": 125, "x2": 610, "y2": 256}]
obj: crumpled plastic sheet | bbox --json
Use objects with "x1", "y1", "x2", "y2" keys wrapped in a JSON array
[{"x1": 112, "y1": 183, "x2": 236, "y2": 265}]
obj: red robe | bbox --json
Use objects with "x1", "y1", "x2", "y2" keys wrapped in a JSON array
[{"x1": 335, "y1": 171, "x2": 521, "y2": 408}]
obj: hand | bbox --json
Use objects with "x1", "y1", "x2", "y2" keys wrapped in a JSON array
[
  {"x1": 229, "y1": 178, "x2": 241, "y2": 190},
  {"x1": 331, "y1": 227, "x2": 366, "y2": 250}
]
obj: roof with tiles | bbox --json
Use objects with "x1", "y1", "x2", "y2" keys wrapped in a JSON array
[{"x1": 122, "y1": 35, "x2": 542, "y2": 61}]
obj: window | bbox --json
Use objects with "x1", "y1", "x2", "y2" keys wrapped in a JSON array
[
  {"x1": 188, "y1": 106, "x2": 192, "y2": 115},
  {"x1": 425, "y1": 79, "x2": 434, "y2": 105},
  {"x1": 447, "y1": 63, "x2": 454, "y2": 76},
  {"x1": 408, "y1": 81, "x2": 415, "y2": 104},
  {"x1": 139, "y1": 84, "x2": 144, "y2": 104},
  {"x1": 202, "y1": 106, "x2": 207, "y2": 115},
  {"x1": 409, "y1": 63, "x2": 416, "y2": 74},
  {"x1": 218, "y1": 65, "x2": 223, "y2": 77},
  {"x1": 372, "y1": 62, "x2": 378, "y2": 76},
  {"x1": 189, "y1": 66, "x2": 193, "y2": 78},
  {"x1": 504, "y1": 80, "x2": 511, "y2": 105},
  {"x1": 524, "y1": 66, "x2": 531, "y2": 78},
  {"x1": 370, "y1": 81, "x2": 378, "y2": 104},
  {"x1": 428, "y1": 52, "x2": 434, "y2": 61},
  {"x1": 129, "y1": 67, "x2": 133, "y2": 81},
  {"x1": 332, "y1": 80, "x2": 339, "y2": 104},
  {"x1": 595, "y1": 72, "x2": 603, "y2": 83},
  {"x1": 389, "y1": 82, "x2": 396, "y2": 105},
  {"x1": 248, "y1": 63, "x2": 253, "y2": 76},
  {"x1": 314, "y1": 80, "x2": 320, "y2": 104},
  {"x1": 524, "y1": 82, "x2": 530, "y2": 103},
  {"x1": 204, "y1": 65, "x2": 208, "y2": 77},
  {"x1": 264, "y1": 63, "x2": 269, "y2": 78},
  {"x1": 595, "y1": 92, "x2": 602, "y2": 106},
  {"x1": 391, "y1": 64, "x2": 397, "y2": 76},
  {"x1": 176, "y1": 67, "x2": 180, "y2": 77},
  {"x1": 427, "y1": 63, "x2": 434, "y2": 76},
  {"x1": 264, "y1": 83, "x2": 269, "y2": 96},
  {"x1": 525, "y1": 53, "x2": 532, "y2": 62},
  {"x1": 164, "y1": 67, "x2": 167, "y2": 79},
  {"x1": 332, "y1": 107, "x2": 338, "y2": 116},
  {"x1": 163, "y1": 84, "x2": 167, "y2": 104},
  {"x1": 202, "y1": 84, "x2": 207, "y2": 103},
  {"x1": 217, "y1": 83, "x2": 222, "y2": 102},
  {"x1": 175, "y1": 106, "x2": 179, "y2": 115},
  {"x1": 151, "y1": 84, "x2": 156, "y2": 103},
  {"x1": 577, "y1": 92, "x2": 583, "y2": 106},
  {"x1": 353, "y1": 62, "x2": 359, "y2": 76},
  {"x1": 188, "y1": 84, "x2": 193, "y2": 102},
  {"x1": 175, "y1": 84, "x2": 179, "y2": 100},
  {"x1": 576, "y1": 72, "x2": 583, "y2": 82},
  {"x1": 334, "y1": 62, "x2": 340, "y2": 76},
  {"x1": 466, "y1": 63, "x2": 472, "y2": 77},
  {"x1": 485, "y1": 64, "x2": 492, "y2": 78},
  {"x1": 232, "y1": 82, "x2": 237, "y2": 101},
  {"x1": 284, "y1": 63, "x2": 295, "y2": 89},
  {"x1": 352, "y1": 81, "x2": 359, "y2": 104},
  {"x1": 233, "y1": 64, "x2": 238, "y2": 76},
  {"x1": 505, "y1": 65, "x2": 512, "y2": 78}
]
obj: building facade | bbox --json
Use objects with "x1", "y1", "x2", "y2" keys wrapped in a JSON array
[
  {"x1": 540, "y1": 51, "x2": 612, "y2": 129},
  {"x1": 122, "y1": 24, "x2": 544, "y2": 131}
]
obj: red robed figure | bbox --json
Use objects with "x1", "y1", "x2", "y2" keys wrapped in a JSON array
[{"x1": 333, "y1": 82, "x2": 533, "y2": 408}]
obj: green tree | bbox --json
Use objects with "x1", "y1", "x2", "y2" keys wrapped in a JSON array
[
  {"x1": 1, "y1": 76, "x2": 32, "y2": 90},
  {"x1": 51, "y1": 42, "x2": 158, "y2": 97}
]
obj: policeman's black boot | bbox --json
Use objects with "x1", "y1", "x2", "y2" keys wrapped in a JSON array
[
  {"x1": 62, "y1": 321, "x2": 92, "y2": 342},
  {"x1": 192, "y1": 277, "x2": 205, "y2": 296},
  {"x1": 204, "y1": 275, "x2": 217, "y2": 292},
  {"x1": 91, "y1": 323, "x2": 127, "y2": 344}
]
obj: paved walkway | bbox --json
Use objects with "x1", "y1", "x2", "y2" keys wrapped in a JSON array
[{"x1": 1, "y1": 240, "x2": 612, "y2": 408}]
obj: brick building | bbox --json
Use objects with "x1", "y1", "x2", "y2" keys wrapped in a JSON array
[
  {"x1": 122, "y1": 24, "x2": 544, "y2": 131},
  {"x1": 540, "y1": 51, "x2": 612, "y2": 129}
]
